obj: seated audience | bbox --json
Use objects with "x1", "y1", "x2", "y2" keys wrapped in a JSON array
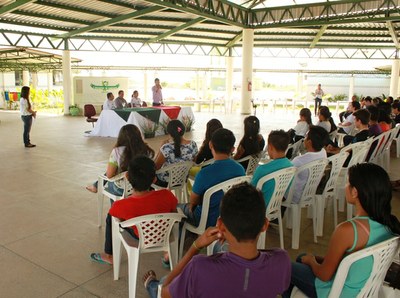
[
  {"x1": 339, "y1": 95, "x2": 357, "y2": 122},
  {"x1": 367, "y1": 106, "x2": 382, "y2": 137},
  {"x1": 144, "y1": 182, "x2": 291, "y2": 298},
  {"x1": 194, "y1": 118, "x2": 223, "y2": 164},
  {"x1": 327, "y1": 109, "x2": 371, "y2": 154},
  {"x1": 251, "y1": 130, "x2": 293, "y2": 207},
  {"x1": 289, "y1": 108, "x2": 312, "y2": 142},
  {"x1": 283, "y1": 163, "x2": 400, "y2": 298},
  {"x1": 392, "y1": 102, "x2": 400, "y2": 124},
  {"x1": 130, "y1": 90, "x2": 142, "y2": 107},
  {"x1": 86, "y1": 124, "x2": 154, "y2": 194},
  {"x1": 289, "y1": 126, "x2": 328, "y2": 205},
  {"x1": 378, "y1": 102, "x2": 393, "y2": 132},
  {"x1": 90, "y1": 156, "x2": 177, "y2": 265},
  {"x1": 180, "y1": 128, "x2": 245, "y2": 228},
  {"x1": 338, "y1": 101, "x2": 360, "y2": 134},
  {"x1": 154, "y1": 120, "x2": 198, "y2": 187},
  {"x1": 102, "y1": 92, "x2": 115, "y2": 110},
  {"x1": 316, "y1": 106, "x2": 332, "y2": 133},
  {"x1": 234, "y1": 116, "x2": 265, "y2": 168},
  {"x1": 114, "y1": 90, "x2": 128, "y2": 109}
]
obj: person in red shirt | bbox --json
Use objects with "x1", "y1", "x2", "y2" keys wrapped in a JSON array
[{"x1": 90, "y1": 156, "x2": 178, "y2": 265}]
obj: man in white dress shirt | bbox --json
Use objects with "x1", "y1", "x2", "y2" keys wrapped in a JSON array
[{"x1": 102, "y1": 92, "x2": 115, "y2": 110}]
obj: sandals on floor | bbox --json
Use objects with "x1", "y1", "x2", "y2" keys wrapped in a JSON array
[
  {"x1": 90, "y1": 253, "x2": 112, "y2": 265},
  {"x1": 86, "y1": 185, "x2": 98, "y2": 193},
  {"x1": 143, "y1": 270, "x2": 157, "y2": 289}
]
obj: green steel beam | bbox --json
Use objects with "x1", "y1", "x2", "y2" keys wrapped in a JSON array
[
  {"x1": 147, "y1": 17, "x2": 205, "y2": 43},
  {"x1": 12, "y1": 10, "x2": 92, "y2": 25},
  {"x1": 386, "y1": 21, "x2": 400, "y2": 49},
  {"x1": 310, "y1": 25, "x2": 328, "y2": 49},
  {"x1": 0, "y1": 0, "x2": 35, "y2": 16},
  {"x1": 226, "y1": 32, "x2": 243, "y2": 48},
  {"x1": 143, "y1": 0, "x2": 245, "y2": 27},
  {"x1": 56, "y1": 6, "x2": 165, "y2": 39}
]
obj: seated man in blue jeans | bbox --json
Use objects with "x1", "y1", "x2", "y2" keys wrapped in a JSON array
[
  {"x1": 143, "y1": 182, "x2": 291, "y2": 298},
  {"x1": 179, "y1": 128, "x2": 245, "y2": 228}
]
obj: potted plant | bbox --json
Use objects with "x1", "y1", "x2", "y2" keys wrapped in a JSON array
[
  {"x1": 141, "y1": 119, "x2": 158, "y2": 139},
  {"x1": 182, "y1": 115, "x2": 194, "y2": 132},
  {"x1": 69, "y1": 104, "x2": 80, "y2": 116},
  {"x1": 159, "y1": 118, "x2": 170, "y2": 135}
]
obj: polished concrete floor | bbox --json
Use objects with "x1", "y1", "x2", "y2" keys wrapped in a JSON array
[{"x1": 0, "y1": 107, "x2": 399, "y2": 298}]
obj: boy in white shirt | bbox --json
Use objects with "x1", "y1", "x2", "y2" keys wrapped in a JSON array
[{"x1": 103, "y1": 92, "x2": 115, "y2": 110}]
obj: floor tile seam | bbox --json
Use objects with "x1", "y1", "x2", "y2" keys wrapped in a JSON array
[
  {"x1": 56, "y1": 285, "x2": 101, "y2": 298},
  {"x1": 1, "y1": 245, "x2": 79, "y2": 287}
]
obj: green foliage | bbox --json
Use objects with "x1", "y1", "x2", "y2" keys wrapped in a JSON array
[
  {"x1": 332, "y1": 94, "x2": 346, "y2": 102},
  {"x1": 30, "y1": 88, "x2": 64, "y2": 111}
]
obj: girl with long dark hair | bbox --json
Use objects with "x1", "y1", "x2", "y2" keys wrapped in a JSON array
[
  {"x1": 86, "y1": 124, "x2": 154, "y2": 193},
  {"x1": 284, "y1": 163, "x2": 400, "y2": 297},
  {"x1": 233, "y1": 116, "x2": 265, "y2": 161},
  {"x1": 195, "y1": 118, "x2": 223, "y2": 164},
  {"x1": 20, "y1": 86, "x2": 37, "y2": 148},
  {"x1": 154, "y1": 119, "x2": 198, "y2": 186}
]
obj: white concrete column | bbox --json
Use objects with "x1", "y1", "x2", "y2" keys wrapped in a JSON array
[
  {"x1": 22, "y1": 70, "x2": 29, "y2": 86},
  {"x1": 47, "y1": 71, "x2": 53, "y2": 90},
  {"x1": 202, "y1": 71, "x2": 207, "y2": 101},
  {"x1": 226, "y1": 56, "x2": 234, "y2": 113},
  {"x1": 240, "y1": 29, "x2": 254, "y2": 115},
  {"x1": 390, "y1": 59, "x2": 400, "y2": 98},
  {"x1": 32, "y1": 72, "x2": 38, "y2": 89},
  {"x1": 143, "y1": 71, "x2": 148, "y2": 102},
  {"x1": 62, "y1": 50, "x2": 72, "y2": 115},
  {"x1": 348, "y1": 75, "x2": 355, "y2": 101}
]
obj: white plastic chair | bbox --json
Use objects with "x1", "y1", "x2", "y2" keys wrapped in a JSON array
[
  {"x1": 112, "y1": 212, "x2": 185, "y2": 298},
  {"x1": 286, "y1": 138, "x2": 303, "y2": 160},
  {"x1": 329, "y1": 129, "x2": 337, "y2": 142},
  {"x1": 236, "y1": 154, "x2": 261, "y2": 176},
  {"x1": 375, "y1": 128, "x2": 397, "y2": 172},
  {"x1": 336, "y1": 140, "x2": 371, "y2": 213},
  {"x1": 315, "y1": 151, "x2": 349, "y2": 237},
  {"x1": 188, "y1": 158, "x2": 215, "y2": 180},
  {"x1": 256, "y1": 167, "x2": 296, "y2": 249},
  {"x1": 282, "y1": 158, "x2": 329, "y2": 249},
  {"x1": 152, "y1": 161, "x2": 194, "y2": 203},
  {"x1": 291, "y1": 236, "x2": 400, "y2": 298},
  {"x1": 97, "y1": 171, "x2": 132, "y2": 227},
  {"x1": 366, "y1": 132, "x2": 387, "y2": 164},
  {"x1": 179, "y1": 175, "x2": 251, "y2": 259},
  {"x1": 393, "y1": 124, "x2": 400, "y2": 158}
]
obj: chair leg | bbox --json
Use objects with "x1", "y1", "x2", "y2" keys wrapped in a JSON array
[
  {"x1": 316, "y1": 195, "x2": 325, "y2": 237},
  {"x1": 97, "y1": 180, "x2": 104, "y2": 227},
  {"x1": 291, "y1": 205, "x2": 301, "y2": 249},
  {"x1": 396, "y1": 139, "x2": 399, "y2": 158},
  {"x1": 127, "y1": 250, "x2": 140, "y2": 298},
  {"x1": 333, "y1": 196, "x2": 338, "y2": 228},
  {"x1": 338, "y1": 187, "x2": 345, "y2": 212},
  {"x1": 112, "y1": 220, "x2": 122, "y2": 280},
  {"x1": 179, "y1": 225, "x2": 187, "y2": 260},
  {"x1": 312, "y1": 202, "x2": 318, "y2": 243},
  {"x1": 347, "y1": 203, "x2": 353, "y2": 220},
  {"x1": 169, "y1": 224, "x2": 179, "y2": 270},
  {"x1": 278, "y1": 214, "x2": 284, "y2": 249}
]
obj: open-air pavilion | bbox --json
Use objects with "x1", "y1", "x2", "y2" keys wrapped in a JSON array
[{"x1": 0, "y1": 1, "x2": 400, "y2": 297}]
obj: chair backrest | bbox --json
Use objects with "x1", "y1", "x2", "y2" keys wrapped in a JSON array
[
  {"x1": 157, "y1": 161, "x2": 194, "y2": 189},
  {"x1": 324, "y1": 151, "x2": 349, "y2": 196},
  {"x1": 366, "y1": 133, "x2": 386, "y2": 163},
  {"x1": 329, "y1": 129, "x2": 338, "y2": 142},
  {"x1": 256, "y1": 167, "x2": 296, "y2": 220},
  {"x1": 119, "y1": 212, "x2": 185, "y2": 251},
  {"x1": 286, "y1": 158, "x2": 329, "y2": 205},
  {"x1": 286, "y1": 138, "x2": 303, "y2": 159},
  {"x1": 236, "y1": 154, "x2": 261, "y2": 176},
  {"x1": 84, "y1": 104, "x2": 96, "y2": 118},
  {"x1": 197, "y1": 175, "x2": 251, "y2": 231},
  {"x1": 200, "y1": 158, "x2": 215, "y2": 168},
  {"x1": 328, "y1": 236, "x2": 400, "y2": 298}
]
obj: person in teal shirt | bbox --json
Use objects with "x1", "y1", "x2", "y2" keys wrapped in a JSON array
[
  {"x1": 251, "y1": 130, "x2": 293, "y2": 207},
  {"x1": 283, "y1": 163, "x2": 400, "y2": 297}
]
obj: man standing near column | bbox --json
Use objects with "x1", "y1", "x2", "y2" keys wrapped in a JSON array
[
  {"x1": 313, "y1": 84, "x2": 324, "y2": 116},
  {"x1": 152, "y1": 78, "x2": 163, "y2": 106}
]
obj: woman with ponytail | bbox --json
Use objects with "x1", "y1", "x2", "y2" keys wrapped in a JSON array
[
  {"x1": 20, "y1": 86, "x2": 37, "y2": 148},
  {"x1": 154, "y1": 119, "x2": 198, "y2": 186},
  {"x1": 86, "y1": 124, "x2": 154, "y2": 194},
  {"x1": 284, "y1": 163, "x2": 400, "y2": 298}
]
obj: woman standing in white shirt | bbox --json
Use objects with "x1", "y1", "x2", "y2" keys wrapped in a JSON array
[{"x1": 20, "y1": 86, "x2": 37, "y2": 148}]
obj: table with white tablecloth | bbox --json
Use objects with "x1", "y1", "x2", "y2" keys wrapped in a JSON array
[{"x1": 88, "y1": 106, "x2": 194, "y2": 138}]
